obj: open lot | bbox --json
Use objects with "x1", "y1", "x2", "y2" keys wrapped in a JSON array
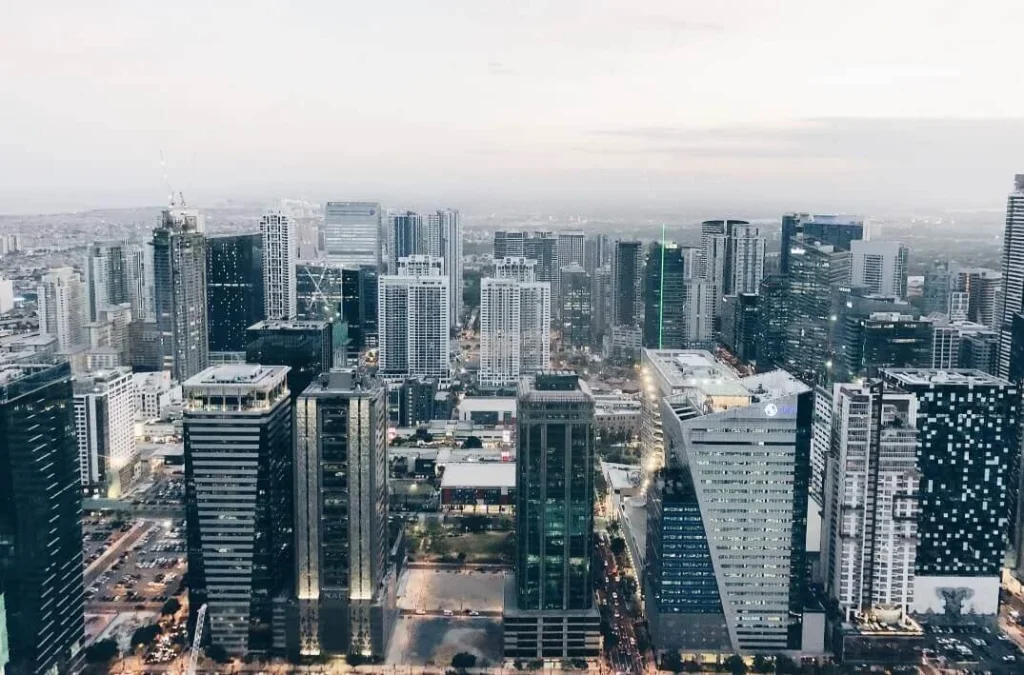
[
  {"x1": 920, "y1": 621, "x2": 1024, "y2": 674},
  {"x1": 386, "y1": 616, "x2": 503, "y2": 667},
  {"x1": 85, "y1": 518, "x2": 186, "y2": 612},
  {"x1": 397, "y1": 568, "x2": 506, "y2": 614}
]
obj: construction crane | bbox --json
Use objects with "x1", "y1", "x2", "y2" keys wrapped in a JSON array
[{"x1": 186, "y1": 603, "x2": 207, "y2": 675}]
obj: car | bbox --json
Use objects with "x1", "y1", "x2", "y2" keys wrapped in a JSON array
[
  {"x1": 443, "y1": 609, "x2": 454, "y2": 616},
  {"x1": 415, "y1": 609, "x2": 426, "y2": 615},
  {"x1": 470, "y1": 610, "x2": 480, "y2": 616}
]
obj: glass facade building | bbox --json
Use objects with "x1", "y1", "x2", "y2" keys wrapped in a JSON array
[
  {"x1": 296, "y1": 262, "x2": 378, "y2": 361},
  {"x1": 206, "y1": 233, "x2": 265, "y2": 353},
  {"x1": 245, "y1": 320, "x2": 334, "y2": 402}
]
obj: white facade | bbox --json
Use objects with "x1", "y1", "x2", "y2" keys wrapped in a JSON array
[
  {"x1": 821, "y1": 383, "x2": 919, "y2": 621},
  {"x1": 378, "y1": 259, "x2": 450, "y2": 380},
  {"x1": 682, "y1": 278, "x2": 715, "y2": 346},
  {"x1": 38, "y1": 267, "x2": 86, "y2": 351},
  {"x1": 729, "y1": 224, "x2": 766, "y2": 294},
  {"x1": 260, "y1": 211, "x2": 297, "y2": 320},
  {"x1": 0, "y1": 278, "x2": 13, "y2": 314},
  {"x1": 133, "y1": 371, "x2": 180, "y2": 420},
  {"x1": 74, "y1": 368, "x2": 138, "y2": 498},
  {"x1": 519, "y1": 282, "x2": 551, "y2": 374},
  {"x1": 424, "y1": 210, "x2": 463, "y2": 328},
  {"x1": 851, "y1": 240, "x2": 909, "y2": 298},
  {"x1": 495, "y1": 257, "x2": 537, "y2": 282},
  {"x1": 1000, "y1": 175, "x2": 1024, "y2": 378},
  {"x1": 479, "y1": 277, "x2": 551, "y2": 386},
  {"x1": 323, "y1": 201, "x2": 382, "y2": 268},
  {"x1": 128, "y1": 244, "x2": 154, "y2": 321}
]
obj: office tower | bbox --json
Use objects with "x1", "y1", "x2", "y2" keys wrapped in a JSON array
[
  {"x1": 700, "y1": 221, "x2": 765, "y2": 317},
  {"x1": 128, "y1": 244, "x2": 154, "y2": 322},
  {"x1": 479, "y1": 276, "x2": 551, "y2": 387},
  {"x1": 922, "y1": 261, "x2": 952, "y2": 315},
  {"x1": 519, "y1": 283, "x2": 552, "y2": 373},
  {"x1": 495, "y1": 256, "x2": 537, "y2": 282},
  {"x1": 644, "y1": 242, "x2": 687, "y2": 349},
  {"x1": 296, "y1": 262, "x2": 378, "y2": 361},
  {"x1": 84, "y1": 241, "x2": 131, "y2": 322},
  {"x1": 494, "y1": 230, "x2": 526, "y2": 259},
  {"x1": 425, "y1": 209, "x2": 463, "y2": 328},
  {"x1": 783, "y1": 239, "x2": 852, "y2": 384},
  {"x1": 388, "y1": 377, "x2": 441, "y2": 427},
  {"x1": 838, "y1": 312, "x2": 932, "y2": 380},
  {"x1": 881, "y1": 368, "x2": 1020, "y2": 613},
  {"x1": 999, "y1": 175, "x2": 1024, "y2": 379},
  {"x1": 260, "y1": 211, "x2": 297, "y2": 321},
  {"x1": 387, "y1": 211, "x2": 423, "y2": 272},
  {"x1": 583, "y1": 234, "x2": 612, "y2": 277},
  {"x1": 611, "y1": 240, "x2": 643, "y2": 328},
  {"x1": 719, "y1": 293, "x2": 760, "y2": 364},
  {"x1": 780, "y1": 213, "x2": 864, "y2": 275},
  {"x1": 73, "y1": 367, "x2": 137, "y2": 499},
  {"x1": 821, "y1": 382, "x2": 919, "y2": 622},
  {"x1": 505, "y1": 372, "x2": 600, "y2": 659},
  {"x1": 152, "y1": 208, "x2": 209, "y2": 381},
  {"x1": 953, "y1": 268, "x2": 1001, "y2": 329},
  {"x1": 850, "y1": 240, "x2": 909, "y2": 298},
  {"x1": 948, "y1": 291, "x2": 969, "y2": 322},
  {"x1": 295, "y1": 369, "x2": 395, "y2": 658},
  {"x1": 245, "y1": 320, "x2": 333, "y2": 403},
  {"x1": 560, "y1": 264, "x2": 591, "y2": 349},
  {"x1": 378, "y1": 257, "x2": 449, "y2": 380},
  {"x1": 591, "y1": 264, "x2": 612, "y2": 345},
  {"x1": 523, "y1": 234, "x2": 559, "y2": 293},
  {"x1": 756, "y1": 275, "x2": 787, "y2": 371},
  {"x1": 959, "y1": 330, "x2": 1000, "y2": 374},
  {"x1": 324, "y1": 201, "x2": 382, "y2": 268},
  {"x1": 642, "y1": 350, "x2": 811, "y2": 654},
  {"x1": 184, "y1": 365, "x2": 292, "y2": 656},
  {"x1": 0, "y1": 360, "x2": 84, "y2": 675},
  {"x1": 557, "y1": 231, "x2": 586, "y2": 270},
  {"x1": 206, "y1": 233, "x2": 265, "y2": 353},
  {"x1": 37, "y1": 267, "x2": 86, "y2": 352}
]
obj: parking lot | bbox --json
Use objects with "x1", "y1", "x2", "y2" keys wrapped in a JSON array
[
  {"x1": 920, "y1": 622, "x2": 1024, "y2": 673},
  {"x1": 397, "y1": 568, "x2": 505, "y2": 614},
  {"x1": 85, "y1": 518, "x2": 186, "y2": 611}
]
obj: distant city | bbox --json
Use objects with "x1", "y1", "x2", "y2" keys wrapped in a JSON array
[{"x1": 4, "y1": 178, "x2": 1024, "y2": 675}]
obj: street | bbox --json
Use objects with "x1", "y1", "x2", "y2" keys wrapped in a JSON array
[{"x1": 594, "y1": 533, "x2": 647, "y2": 674}]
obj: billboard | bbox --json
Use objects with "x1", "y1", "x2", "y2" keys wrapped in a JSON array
[{"x1": 911, "y1": 575, "x2": 1000, "y2": 616}]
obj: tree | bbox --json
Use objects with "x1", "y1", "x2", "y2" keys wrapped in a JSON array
[
  {"x1": 724, "y1": 654, "x2": 748, "y2": 675},
  {"x1": 610, "y1": 537, "x2": 627, "y2": 556},
  {"x1": 130, "y1": 624, "x2": 162, "y2": 650},
  {"x1": 415, "y1": 427, "x2": 434, "y2": 442},
  {"x1": 160, "y1": 597, "x2": 181, "y2": 615},
  {"x1": 206, "y1": 644, "x2": 230, "y2": 663},
  {"x1": 462, "y1": 436, "x2": 483, "y2": 449},
  {"x1": 752, "y1": 654, "x2": 774, "y2": 673},
  {"x1": 451, "y1": 652, "x2": 477, "y2": 670},
  {"x1": 774, "y1": 654, "x2": 798, "y2": 674},
  {"x1": 462, "y1": 514, "x2": 490, "y2": 533},
  {"x1": 347, "y1": 653, "x2": 367, "y2": 666},
  {"x1": 661, "y1": 651, "x2": 685, "y2": 673},
  {"x1": 84, "y1": 639, "x2": 120, "y2": 663}
]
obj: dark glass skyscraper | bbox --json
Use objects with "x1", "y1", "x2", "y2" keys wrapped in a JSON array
[
  {"x1": 780, "y1": 213, "x2": 864, "y2": 275},
  {"x1": 504, "y1": 372, "x2": 600, "y2": 658},
  {"x1": 643, "y1": 242, "x2": 687, "y2": 349},
  {"x1": 0, "y1": 360, "x2": 84, "y2": 675},
  {"x1": 296, "y1": 262, "x2": 378, "y2": 361},
  {"x1": 245, "y1": 320, "x2": 333, "y2": 402},
  {"x1": 559, "y1": 264, "x2": 591, "y2": 349},
  {"x1": 611, "y1": 240, "x2": 644, "y2": 329},
  {"x1": 839, "y1": 312, "x2": 932, "y2": 380},
  {"x1": 206, "y1": 233, "x2": 265, "y2": 353}
]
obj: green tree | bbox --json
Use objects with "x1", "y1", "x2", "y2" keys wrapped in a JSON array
[
  {"x1": 752, "y1": 654, "x2": 774, "y2": 673},
  {"x1": 130, "y1": 624, "x2": 162, "y2": 650},
  {"x1": 84, "y1": 639, "x2": 120, "y2": 663},
  {"x1": 206, "y1": 644, "x2": 230, "y2": 663},
  {"x1": 724, "y1": 654, "x2": 748, "y2": 675},
  {"x1": 661, "y1": 651, "x2": 685, "y2": 673},
  {"x1": 610, "y1": 537, "x2": 627, "y2": 556},
  {"x1": 451, "y1": 652, "x2": 477, "y2": 670},
  {"x1": 160, "y1": 597, "x2": 181, "y2": 615},
  {"x1": 774, "y1": 654, "x2": 799, "y2": 674},
  {"x1": 462, "y1": 435, "x2": 483, "y2": 449}
]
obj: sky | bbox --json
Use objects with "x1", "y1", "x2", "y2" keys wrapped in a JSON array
[{"x1": 2, "y1": 0, "x2": 1023, "y2": 214}]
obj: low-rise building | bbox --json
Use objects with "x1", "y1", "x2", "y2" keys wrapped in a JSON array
[
  {"x1": 593, "y1": 392, "x2": 642, "y2": 439},
  {"x1": 440, "y1": 462, "x2": 516, "y2": 513},
  {"x1": 133, "y1": 371, "x2": 181, "y2": 420}
]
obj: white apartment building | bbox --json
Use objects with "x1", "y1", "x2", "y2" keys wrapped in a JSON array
[
  {"x1": 261, "y1": 211, "x2": 297, "y2": 320},
  {"x1": 133, "y1": 371, "x2": 181, "y2": 420},
  {"x1": 479, "y1": 276, "x2": 551, "y2": 386},
  {"x1": 38, "y1": 267, "x2": 86, "y2": 351},
  {"x1": 851, "y1": 240, "x2": 909, "y2": 299},
  {"x1": 495, "y1": 257, "x2": 537, "y2": 282},
  {"x1": 74, "y1": 367, "x2": 138, "y2": 498},
  {"x1": 378, "y1": 256, "x2": 450, "y2": 381}
]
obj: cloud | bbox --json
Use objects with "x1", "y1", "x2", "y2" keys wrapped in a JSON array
[
  {"x1": 633, "y1": 14, "x2": 726, "y2": 33},
  {"x1": 487, "y1": 59, "x2": 516, "y2": 76},
  {"x1": 813, "y1": 66, "x2": 962, "y2": 86}
]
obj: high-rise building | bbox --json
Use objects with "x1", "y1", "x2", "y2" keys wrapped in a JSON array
[
  {"x1": 591, "y1": 264, "x2": 612, "y2": 346},
  {"x1": 128, "y1": 244, "x2": 154, "y2": 322},
  {"x1": 999, "y1": 175, "x2": 1024, "y2": 379},
  {"x1": 495, "y1": 257, "x2": 537, "y2": 282},
  {"x1": 295, "y1": 369, "x2": 396, "y2": 659},
  {"x1": 780, "y1": 213, "x2": 864, "y2": 275},
  {"x1": 611, "y1": 240, "x2": 643, "y2": 329},
  {"x1": 84, "y1": 241, "x2": 131, "y2": 322},
  {"x1": 494, "y1": 231, "x2": 526, "y2": 259},
  {"x1": 184, "y1": 365, "x2": 293, "y2": 656},
  {"x1": 642, "y1": 351, "x2": 812, "y2": 655},
  {"x1": 245, "y1": 320, "x2": 333, "y2": 403},
  {"x1": 583, "y1": 234, "x2": 612, "y2": 277},
  {"x1": 206, "y1": 233, "x2": 265, "y2": 353},
  {"x1": 37, "y1": 267, "x2": 86, "y2": 352},
  {"x1": 719, "y1": 293, "x2": 760, "y2": 364},
  {"x1": 821, "y1": 382, "x2": 919, "y2": 621},
  {"x1": 479, "y1": 276, "x2": 551, "y2": 387},
  {"x1": 953, "y1": 268, "x2": 1001, "y2": 329},
  {"x1": 296, "y1": 262, "x2": 378, "y2": 361},
  {"x1": 504, "y1": 372, "x2": 600, "y2": 659},
  {"x1": 700, "y1": 220, "x2": 765, "y2": 320},
  {"x1": 73, "y1": 367, "x2": 138, "y2": 499},
  {"x1": 387, "y1": 211, "x2": 423, "y2": 272},
  {"x1": 0, "y1": 360, "x2": 84, "y2": 675},
  {"x1": 1, "y1": 591, "x2": 8, "y2": 675},
  {"x1": 783, "y1": 239, "x2": 852, "y2": 384},
  {"x1": 378, "y1": 257, "x2": 449, "y2": 381},
  {"x1": 519, "y1": 283, "x2": 552, "y2": 373},
  {"x1": 560, "y1": 264, "x2": 591, "y2": 349},
  {"x1": 323, "y1": 202, "x2": 382, "y2": 268},
  {"x1": 756, "y1": 274, "x2": 787, "y2": 371},
  {"x1": 922, "y1": 261, "x2": 952, "y2": 316},
  {"x1": 523, "y1": 234, "x2": 559, "y2": 293},
  {"x1": 152, "y1": 208, "x2": 209, "y2": 381},
  {"x1": 260, "y1": 211, "x2": 297, "y2": 321},
  {"x1": 881, "y1": 368, "x2": 1021, "y2": 614},
  {"x1": 838, "y1": 312, "x2": 932, "y2": 380},
  {"x1": 556, "y1": 232, "x2": 586, "y2": 272},
  {"x1": 850, "y1": 240, "x2": 909, "y2": 299},
  {"x1": 425, "y1": 210, "x2": 463, "y2": 328},
  {"x1": 644, "y1": 242, "x2": 687, "y2": 349}
]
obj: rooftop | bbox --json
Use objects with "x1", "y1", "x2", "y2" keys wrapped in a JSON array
[
  {"x1": 642, "y1": 349, "x2": 738, "y2": 391},
  {"x1": 883, "y1": 368, "x2": 1012, "y2": 387},
  {"x1": 440, "y1": 462, "x2": 516, "y2": 489},
  {"x1": 184, "y1": 364, "x2": 290, "y2": 393},
  {"x1": 247, "y1": 319, "x2": 329, "y2": 332}
]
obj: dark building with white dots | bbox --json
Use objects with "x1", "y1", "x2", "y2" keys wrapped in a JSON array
[{"x1": 882, "y1": 368, "x2": 1021, "y2": 616}]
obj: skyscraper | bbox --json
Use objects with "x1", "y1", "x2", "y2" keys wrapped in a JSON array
[
  {"x1": 523, "y1": 234, "x2": 559, "y2": 294},
  {"x1": 642, "y1": 351, "x2": 811, "y2": 655},
  {"x1": 295, "y1": 369, "x2": 396, "y2": 659},
  {"x1": 882, "y1": 368, "x2": 1020, "y2": 614},
  {"x1": 850, "y1": 240, "x2": 909, "y2": 298},
  {"x1": 495, "y1": 256, "x2": 537, "y2": 282},
  {"x1": 838, "y1": 312, "x2": 932, "y2": 380},
  {"x1": 954, "y1": 267, "x2": 1001, "y2": 329},
  {"x1": 556, "y1": 232, "x2": 586, "y2": 273},
  {"x1": 296, "y1": 261, "x2": 378, "y2": 361},
  {"x1": 378, "y1": 257, "x2": 450, "y2": 381},
  {"x1": 37, "y1": 267, "x2": 86, "y2": 352},
  {"x1": 999, "y1": 175, "x2": 1024, "y2": 379},
  {"x1": 644, "y1": 242, "x2": 687, "y2": 349},
  {"x1": 560, "y1": 264, "x2": 591, "y2": 349},
  {"x1": 184, "y1": 365, "x2": 293, "y2": 656},
  {"x1": 822, "y1": 382, "x2": 919, "y2": 621},
  {"x1": 700, "y1": 219, "x2": 765, "y2": 303},
  {"x1": 425, "y1": 210, "x2": 463, "y2": 328},
  {"x1": 783, "y1": 239, "x2": 851, "y2": 384},
  {"x1": 922, "y1": 261, "x2": 952, "y2": 316},
  {"x1": 387, "y1": 211, "x2": 423, "y2": 272},
  {"x1": 324, "y1": 202, "x2": 381, "y2": 268},
  {"x1": 84, "y1": 241, "x2": 131, "y2": 322},
  {"x1": 479, "y1": 276, "x2": 551, "y2": 387},
  {"x1": 245, "y1": 320, "x2": 334, "y2": 403},
  {"x1": 0, "y1": 360, "x2": 84, "y2": 675},
  {"x1": 780, "y1": 213, "x2": 864, "y2": 275},
  {"x1": 206, "y1": 233, "x2": 265, "y2": 353},
  {"x1": 494, "y1": 231, "x2": 526, "y2": 259},
  {"x1": 504, "y1": 372, "x2": 600, "y2": 659},
  {"x1": 260, "y1": 211, "x2": 297, "y2": 321},
  {"x1": 73, "y1": 367, "x2": 138, "y2": 499},
  {"x1": 611, "y1": 240, "x2": 643, "y2": 329},
  {"x1": 152, "y1": 208, "x2": 209, "y2": 381},
  {"x1": 127, "y1": 244, "x2": 154, "y2": 322}
]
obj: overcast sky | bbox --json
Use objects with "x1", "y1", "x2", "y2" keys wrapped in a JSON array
[{"x1": 2, "y1": 0, "x2": 1023, "y2": 214}]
